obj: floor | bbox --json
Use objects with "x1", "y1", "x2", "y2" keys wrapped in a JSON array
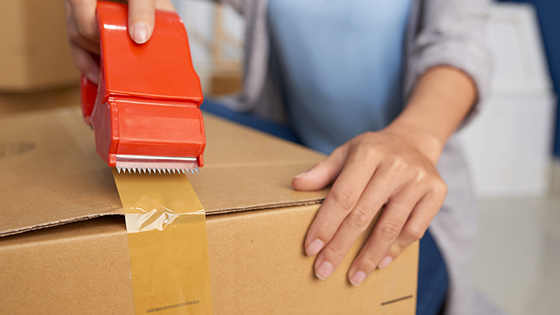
[{"x1": 473, "y1": 160, "x2": 560, "y2": 315}]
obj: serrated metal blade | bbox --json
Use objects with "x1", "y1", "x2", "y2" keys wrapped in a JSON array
[
  {"x1": 115, "y1": 154, "x2": 200, "y2": 175},
  {"x1": 115, "y1": 167, "x2": 200, "y2": 174}
]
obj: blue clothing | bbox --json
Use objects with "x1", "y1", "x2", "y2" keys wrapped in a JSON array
[
  {"x1": 201, "y1": 100, "x2": 448, "y2": 315},
  {"x1": 267, "y1": 0, "x2": 412, "y2": 154}
]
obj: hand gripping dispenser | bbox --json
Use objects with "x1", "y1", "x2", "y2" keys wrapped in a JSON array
[{"x1": 81, "y1": 1, "x2": 205, "y2": 174}]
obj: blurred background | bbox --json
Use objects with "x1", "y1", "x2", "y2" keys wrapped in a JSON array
[{"x1": 0, "y1": 0, "x2": 558, "y2": 313}]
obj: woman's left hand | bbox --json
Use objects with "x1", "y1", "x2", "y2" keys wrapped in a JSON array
[{"x1": 292, "y1": 126, "x2": 447, "y2": 286}]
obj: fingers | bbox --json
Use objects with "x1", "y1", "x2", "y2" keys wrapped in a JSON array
[
  {"x1": 155, "y1": 0, "x2": 176, "y2": 11},
  {"x1": 303, "y1": 145, "x2": 383, "y2": 276},
  {"x1": 311, "y1": 165, "x2": 402, "y2": 280},
  {"x1": 292, "y1": 145, "x2": 349, "y2": 191},
  {"x1": 295, "y1": 131, "x2": 447, "y2": 285},
  {"x1": 67, "y1": 0, "x2": 98, "y2": 41},
  {"x1": 348, "y1": 179, "x2": 447, "y2": 286},
  {"x1": 127, "y1": 0, "x2": 175, "y2": 44},
  {"x1": 346, "y1": 184, "x2": 424, "y2": 285},
  {"x1": 66, "y1": 0, "x2": 100, "y2": 82},
  {"x1": 65, "y1": 0, "x2": 176, "y2": 83},
  {"x1": 70, "y1": 42, "x2": 100, "y2": 84},
  {"x1": 128, "y1": 0, "x2": 156, "y2": 44},
  {"x1": 380, "y1": 182, "x2": 447, "y2": 264},
  {"x1": 65, "y1": 1, "x2": 100, "y2": 53}
]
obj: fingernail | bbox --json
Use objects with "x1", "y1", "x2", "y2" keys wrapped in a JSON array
[
  {"x1": 316, "y1": 261, "x2": 334, "y2": 280},
  {"x1": 378, "y1": 256, "x2": 393, "y2": 269},
  {"x1": 294, "y1": 171, "x2": 308, "y2": 179},
  {"x1": 132, "y1": 22, "x2": 149, "y2": 44},
  {"x1": 306, "y1": 239, "x2": 324, "y2": 256},
  {"x1": 350, "y1": 271, "x2": 367, "y2": 286}
]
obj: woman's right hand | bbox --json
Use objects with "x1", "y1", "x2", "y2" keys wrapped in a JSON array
[{"x1": 65, "y1": 0, "x2": 175, "y2": 83}]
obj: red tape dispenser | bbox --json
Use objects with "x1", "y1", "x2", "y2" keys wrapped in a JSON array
[{"x1": 81, "y1": 1, "x2": 205, "y2": 174}]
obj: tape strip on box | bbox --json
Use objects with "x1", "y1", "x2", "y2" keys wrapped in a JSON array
[{"x1": 112, "y1": 169, "x2": 213, "y2": 314}]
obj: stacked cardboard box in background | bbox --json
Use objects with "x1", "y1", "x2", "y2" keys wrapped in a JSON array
[{"x1": 0, "y1": 0, "x2": 80, "y2": 91}]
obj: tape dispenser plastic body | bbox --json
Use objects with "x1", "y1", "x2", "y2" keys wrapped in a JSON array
[{"x1": 81, "y1": 1, "x2": 205, "y2": 174}]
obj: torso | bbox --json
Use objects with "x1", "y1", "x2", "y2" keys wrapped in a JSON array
[{"x1": 267, "y1": 0, "x2": 413, "y2": 153}]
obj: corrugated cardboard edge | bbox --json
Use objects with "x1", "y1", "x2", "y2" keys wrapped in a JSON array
[
  {"x1": 0, "y1": 212, "x2": 121, "y2": 238},
  {"x1": 205, "y1": 199, "x2": 324, "y2": 216},
  {"x1": 0, "y1": 198, "x2": 325, "y2": 238}
]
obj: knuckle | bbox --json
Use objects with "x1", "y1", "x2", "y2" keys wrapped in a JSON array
[
  {"x1": 67, "y1": 26, "x2": 81, "y2": 42},
  {"x1": 352, "y1": 144, "x2": 377, "y2": 162},
  {"x1": 356, "y1": 132, "x2": 373, "y2": 143},
  {"x1": 330, "y1": 146, "x2": 343, "y2": 157},
  {"x1": 66, "y1": 2, "x2": 97, "y2": 40},
  {"x1": 388, "y1": 203, "x2": 410, "y2": 221},
  {"x1": 314, "y1": 223, "x2": 336, "y2": 242},
  {"x1": 356, "y1": 252, "x2": 378, "y2": 273},
  {"x1": 347, "y1": 209, "x2": 371, "y2": 230},
  {"x1": 362, "y1": 131, "x2": 375, "y2": 138},
  {"x1": 378, "y1": 222, "x2": 401, "y2": 240},
  {"x1": 432, "y1": 178, "x2": 448, "y2": 196},
  {"x1": 323, "y1": 242, "x2": 346, "y2": 262},
  {"x1": 393, "y1": 241, "x2": 408, "y2": 253},
  {"x1": 79, "y1": 26, "x2": 97, "y2": 41},
  {"x1": 389, "y1": 154, "x2": 406, "y2": 169},
  {"x1": 405, "y1": 225, "x2": 425, "y2": 241},
  {"x1": 331, "y1": 189, "x2": 355, "y2": 212},
  {"x1": 413, "y1": 168, "x2": 428, "y2": 183}
]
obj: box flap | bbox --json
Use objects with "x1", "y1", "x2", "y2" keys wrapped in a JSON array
[{"x1": 0, "y1": 108, "x2": 327, "y2": 237}]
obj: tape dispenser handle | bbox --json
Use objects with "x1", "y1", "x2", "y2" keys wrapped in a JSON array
[{"x1": 80, "y1": 54, "x2": 101, "y2": 126}]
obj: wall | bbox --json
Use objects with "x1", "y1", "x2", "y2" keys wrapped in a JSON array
[{"x1": 498, "y1": 0, "x2": 560, "y2": 157}]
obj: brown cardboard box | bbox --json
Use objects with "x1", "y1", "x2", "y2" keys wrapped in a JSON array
[
  {"x1": 210, "y1": 70, "x2": 243, "y2": 96},
  {"x1": 0, "y1": 0, "x2": 80, "y2": 91},
  {"x1": 0, "y1": 108, "x2": 418, "y2": 314},
  {"x1": 0, "y1": 86, "x2": 80, "y2": 116}
]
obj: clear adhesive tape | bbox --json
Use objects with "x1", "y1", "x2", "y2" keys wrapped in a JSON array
[{"x1": 113, "y1": 169, "x2": 213, "y2": 314}]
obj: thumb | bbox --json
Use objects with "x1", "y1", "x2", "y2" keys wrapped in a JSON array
[
  {"x1": 128, "y1": 0, "x2": 156, "y2": 44},
  {"x1": 292, "y1": 145, "x2": 348, "y2": 191}
]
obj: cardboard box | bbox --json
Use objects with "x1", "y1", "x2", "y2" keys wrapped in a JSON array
[
  {"x1": 210, "y1": 70, "x2": 243, "y2": 96},
  {"x1": 0, "y1": 108, "x2": 418, "y2": 314},
  {"x1": 0, "y1": 86, "x2": 80, "y2": 116},
  {"x1": 0, "y1": 0, "x2": 80, "y2": 91}
]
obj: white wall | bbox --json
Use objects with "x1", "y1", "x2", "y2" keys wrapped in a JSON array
[{"x1": 458, "y1": 3, "x2": 557, "y2": 199}]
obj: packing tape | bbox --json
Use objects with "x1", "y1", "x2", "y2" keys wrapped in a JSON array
[{"x1": 112, "y1": 169, "x2": 213, "y2": 314}]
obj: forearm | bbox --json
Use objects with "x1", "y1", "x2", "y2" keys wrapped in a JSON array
[{"x1": 387, "y1": 66, "x2": 477, "y2": 163}]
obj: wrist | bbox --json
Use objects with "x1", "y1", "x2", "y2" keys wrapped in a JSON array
[{"x1": 385, "y1": 120, "x2": 445, "y2": 164}]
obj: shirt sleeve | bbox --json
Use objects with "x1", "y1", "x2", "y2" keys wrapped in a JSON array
[
  {"x1": 405, "y1": 0, "x2": 493, "y2": 129},
  {"x1": 211, "y1": 0, "x2": 270, "y2": 112}
]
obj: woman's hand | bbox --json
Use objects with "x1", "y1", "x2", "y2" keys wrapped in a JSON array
[
  {"x1": 293, "y1": 125, "x2": 447, "y2": 286},
  {"x1": 293, "y1": 66, "x2": 477, "y2": 286},
  {"x1": 65, "y1": 0, "x2": 175, "y2": 83}
]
